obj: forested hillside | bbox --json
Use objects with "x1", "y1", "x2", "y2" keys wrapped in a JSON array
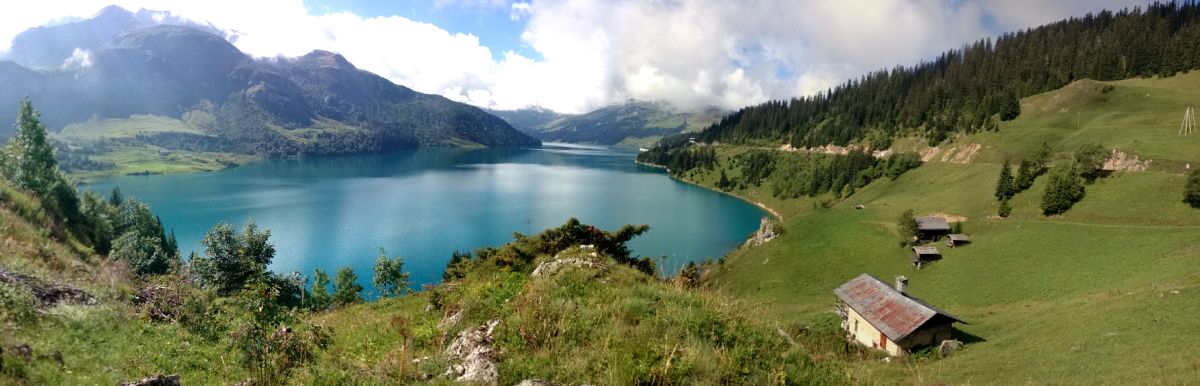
[
  {"x1": 682, "y1": 2, "x2": 1200, "y2": 149},
  {"x1": 0, "y1": 6, "x2": 538, "y2": 167}
]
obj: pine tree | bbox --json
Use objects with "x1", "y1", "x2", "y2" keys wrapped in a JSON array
[
  {"x1": 717, "y1": 169, "x2": 731, "y2": 191},
  {"x1": 332, "y1": 267, "x2": 363, "y2": 306},
  {"x1": 998, "y1": 198, "x2": 1013, "y2": 218},
  {"x1": 1185, "y1": 169, "x2": 1200, "y2": 209},
  {"x1": 995, "y1": 161, "x2": 1015, "y2": 200},
  {"x1": 1041, "y1": 166, "x2": 1086, "y2": 215}
]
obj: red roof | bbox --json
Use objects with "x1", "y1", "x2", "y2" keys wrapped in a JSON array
[{"x1": 834, "y1": 274, "x2": 964, "y2": 341}]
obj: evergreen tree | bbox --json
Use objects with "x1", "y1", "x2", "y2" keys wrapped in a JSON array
[
  {"x1": 332, "y1": 267, "x2": 363, "y2": 306},
  {"x1": 10, "y1": 98, "x2": 57, "y2": 195},
  {"x1": 717, "y1": 170, "x2": 731, "y2": 191},
  {"x1": 109, "y1": 186, "x2": 125, "y2": 206},
  {"x1": 998, "y1": 199, "x2": 1013, "y2": 218},
  {"x1": 1041, "y1": 165, "x2": 1086, "y2": 216},
  {"x1": 995, "y1": 161, "x2": 1015, "y2": 200},
  {"x1": 1185, "y1": 169, "x2": 1200, "y2": 209},
  {"x1": 1000, "y1": 94, "x2": 1021, "y2": 121},
  {"x1": 372, "y1": 248, "x2": 410, "y2": 298},
  {"x1": 443, "y1": 250, "x2": 471, "y2": 281}
]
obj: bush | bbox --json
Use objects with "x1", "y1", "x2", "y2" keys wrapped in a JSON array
[
  {"x1": 231, "y1": 282, "x2": 331, "y2": 384},
  {"x1": 1185, "y1": 170, "x2": 1200, "y2": 209},
  {"x1": 897, "y1": 209, "x2": 918, "y2": 242},
  {"x1": 0, "y1": 282, "x2": 36, "y2": 325},
  {"x1": 111, "y1": 232, "x2": 172, "y2": 275},
  {"x1": 191, "y1": 221, "x2": 275, "y2": 296},
  {"x1": 306, "y1": 268, "x2": 332, "y2": 311},
  {"x1": 998, "y1": 199, "x2": 1012, "y2": 218}
]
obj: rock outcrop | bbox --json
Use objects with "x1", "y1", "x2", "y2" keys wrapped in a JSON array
[
  {"x1": 744, "y1": 217, "x2": 777, "y2": 247},
  {"x1": 0, "y1": 269, "x2": 95, "y2": 308},
  {"x1": 1102, "y1": 149, "x2": 1151, "y2": 171},
  {"x1": 445, "y1": 319, "x2": 502, "y2": 385},
  {"x1": 118, "y1": 374, "x2": 181, "y2": 386},
  {"x1": 531, "y1": 246, "x2": 606, "y2": 277}
]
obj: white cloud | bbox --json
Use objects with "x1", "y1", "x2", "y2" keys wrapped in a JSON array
[
  {"x1": 0, "y1": 0, "x2": 1152, "y2": 114},
  {"x1": 60, "y1": 48, "x2": 92, "y2": 70}
]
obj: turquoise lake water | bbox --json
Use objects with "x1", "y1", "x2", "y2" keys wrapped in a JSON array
[{"x1": 87, "y1": 143, "x2": 766, "y2": 293}]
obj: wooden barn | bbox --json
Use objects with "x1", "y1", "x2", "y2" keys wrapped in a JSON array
[
  {"x1": 911, "y1": 246, "x2": 941, "y2": 269},
  {"x1": 946, "y1": 234, "x2": 971, "y2": 247},
  {"x1": 915, "y1": 216, "x2": 951, "y2": 242},
  {"x1": 834, "y1": 274, "x2": 966, "y2": 356}
]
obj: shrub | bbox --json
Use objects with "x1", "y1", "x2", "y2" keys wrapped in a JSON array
[
  {"x1": 191, "y1": 221, "x2": 274, "y2": 296},
  {"x1": 111, "y1": 232, "x2": 172, "y2": 275},
  {"x1": 0, "y1": 282, "x2": 36, "y2": 325},
  {"x1": 998, "y1": 199, "x2": 1013, "y2": 218},
  {"x1": 306, "y1": 268, "x2": 332, "y2": 311},
  {"x1": 1185, "y1": 170, "x2": 1200, "y2": 209},
  {"x1": 897, "y1": 209, "x2": 918, "y2": 242}
]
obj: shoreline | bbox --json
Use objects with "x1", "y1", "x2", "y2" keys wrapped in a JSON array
[{"x1": 635, "y1": 160, "x2": 784, "y2": 221}]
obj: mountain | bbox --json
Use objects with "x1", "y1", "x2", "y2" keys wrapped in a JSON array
[
  {"x1": 0, "y1": 6, "x2": 538, "y2": 158},
  {"x1": 492, "y1": 100, "x2": 725, "y2": 147},
  {"x1": 485, "y1": 106, "x2": 564, "y2": 133}
]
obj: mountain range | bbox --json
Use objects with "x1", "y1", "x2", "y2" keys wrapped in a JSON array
[
  {"x1": 0, "y1": 6, "x2": 539, "y2": 157},
  {"x1": 490, "y1": 100, "x2": 725, "y2": 147}
]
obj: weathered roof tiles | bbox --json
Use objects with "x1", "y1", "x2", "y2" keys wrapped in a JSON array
[{"x1": 833, "y1": 274, "x2": 964, "y2": 341}]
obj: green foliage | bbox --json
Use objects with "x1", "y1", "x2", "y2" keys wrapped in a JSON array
[
  {"x1": 1185, "y1": 170, "x2": 1200, "y2": 209},
  {"x1": 1073, "y1": 143, "x2": 1108, "y2": 182},
  {"x1": 770, "y1": 151, "x2": 878, "y2": 199},
  {"x1": 717, "y1": 169, "x2": 731, "y2": 191},
  {"x1": 1000, "y1": 93, "x2": 1022, "y2": 121},
  {"x1": 332, "y1": 267, "x2": 363, "y2": 306},
  {"x1": 998, "y1": 198, "x2": 1013, "y2": 217},
  {"x1": 0, "y1": 282, "x2": 36, "y2": 326},
  {"x1": 1041, "y1": 165, "x2": 1086, "y2": 215},
  {"x1": 442, "y1": 250, "x2": 471, "y2": 282},
  {"x1": 9, "y1": 98, "x2": 58, "y2": 197},
  {"x1": 897, "y1": 209, "x2": 919, "y2": 242},
  {"x1": 110, "y1": 231, "x2": 172, "y2": 275},
  {"x1": 307, "y1": 268, "x2": 332, "y2": 311},
  {"x1": 736, "y1": 150, "x2": 775, "y2": 186},
  {"x1": 883, "y1": 152, "x2": 922, "y2": 180},
  {"x1": 995, "y1": 160, "x2": 1015, "y2": 200},
  {"x1": 372, "y1": 248, "x2": 410, "y2": 298},
  {"x1": 230, "y1": 281, "x2": 331, "y2": 385},
  {"x1": 635, "y1": 142, "x2": 717, "y2": 174},
  {"x1": 191, "y1": 221, "x2": 275, "y2": 296}
]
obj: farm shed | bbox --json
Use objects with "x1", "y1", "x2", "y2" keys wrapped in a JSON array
[
  {"x1": 911, "y1": 246, "x2": 941, "y2": 269},
  {"x1": 946, "y1": 234, "x2": 971, "y2": 247},
  {"x1": 834, "y1": 274, "x2": 966, "y2": 356},
  {"x1": 915, "y1": 216, "x2": 951, "y2": 242}
]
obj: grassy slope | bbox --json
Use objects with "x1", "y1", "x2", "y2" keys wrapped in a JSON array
[
  {"x1": 696, "y1": 74, "x2": 1200, "y2": 384},
  {"x1": 914, "y1": 72, "x2": 1200, "y2": 172},
  {"x1": 55, "y1": 115, "x2": 258, "y2": 180}
]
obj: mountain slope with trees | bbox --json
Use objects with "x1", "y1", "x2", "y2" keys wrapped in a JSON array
[
  {"x1": 0, "y1": 6, "x2": 538, "y2": 164},
  {"x1": 660, "y1": 2, "x2": 1200, "y2": 151},
  {"x1": 494, "y1": 100, "x2": 724, "y2": 147}
]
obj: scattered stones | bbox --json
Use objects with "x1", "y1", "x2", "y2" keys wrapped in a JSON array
[
  {"x1": 445, "y1": 319, "x2": 502, "y2": 385},
  {"x1": 516, "y1": 380, "x2": 561, "y2": 386},
  {"x1": 438, "y1": 309, "x2": 464, "y2": 331},
  {"x1": 118, "y1": 374, "x2": 180, "y2": 386},
  {"x1": 938, "y1": 339, "x2": 964, "y2": 357}
]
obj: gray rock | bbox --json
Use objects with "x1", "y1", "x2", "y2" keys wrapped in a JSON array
[
  {"x1": 744, "y1": 217, "x2": 777, "y2": 247},
  {"x1": 938, "y1": 339, "x2": 964, "y2": 356},
  {"x1": 118, "y1": 374, "x2": 180, "y2": 386},
  {"x1": 516, "y1": 380, "x2": 560, "y2": 386},
  {"x1": 444, "y1": 319, "x2": 502, "y2": 385}
]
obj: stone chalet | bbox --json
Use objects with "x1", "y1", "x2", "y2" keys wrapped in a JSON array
[{"x1": 834, "y1": 274, "x2": 965, "y2": 356}]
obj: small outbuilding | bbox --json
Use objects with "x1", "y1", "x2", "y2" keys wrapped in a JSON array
[
  {"x1": 946, "y1": 234, "x2": 971, "y2": 247},
  {"x1": 834, "y1": 274, "x2": 966, "y2": 356},
  {"x1": 915, "y1": 216, "x2": 951, "y2": 242},
  {"x1": 911, "y1": 246, "x2": 940, "y2": 269}
]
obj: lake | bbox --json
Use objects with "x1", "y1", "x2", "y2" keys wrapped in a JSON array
[{"x1": 87, "y1": 143, "x2": 766, "y2": 293}]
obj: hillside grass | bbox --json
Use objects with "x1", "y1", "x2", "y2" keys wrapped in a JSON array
[
  {"x1": 696, "y1": 145, "x2": 1200, "y2": 384},
  {"x1": 929, "y1": 72, "x2": 1200, "y2": 172},
  {"x1": 57, "y1": 115, "x2": 206, "y2": 140},
  {"x1": 71, "y1": 146, "x2": 256, "y2": 181}
]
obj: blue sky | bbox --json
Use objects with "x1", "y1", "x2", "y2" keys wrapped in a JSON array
[
  {"x1": 307, "y1": 0, "x2": 538, "y2": 60},
  {"x1": 0, "y1": 0, "x2": 1154, "y2": 113}
]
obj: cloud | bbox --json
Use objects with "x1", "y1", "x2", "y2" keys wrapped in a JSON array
[
  {"x1": 60, "y1": 48, "x2": 92, "y2": 70},
  {"x1": 0, "y1": 0, "x2": 1151, "y2": 114}
]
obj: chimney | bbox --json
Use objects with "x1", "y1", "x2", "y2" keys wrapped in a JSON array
[{"x1": 895, "y1": 276, "x2": 909, "y2": 294}]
